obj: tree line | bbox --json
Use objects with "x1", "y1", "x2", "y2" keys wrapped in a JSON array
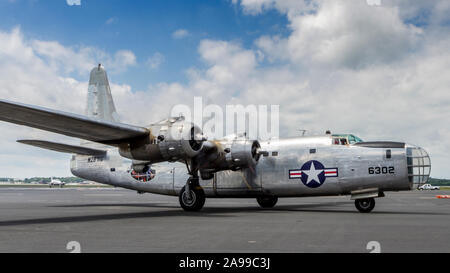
[{"x1": 0, "y1": 177, "x2": 85, "y2": 183}]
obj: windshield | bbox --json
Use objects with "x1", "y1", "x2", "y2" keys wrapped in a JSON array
[{"x1": 332, "y1": 134, "x2": 363, "y2": 145}]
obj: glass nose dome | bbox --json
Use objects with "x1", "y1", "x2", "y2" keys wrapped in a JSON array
[{"x1": 406, "y1": 145, "x2": 431, "y2": 189}]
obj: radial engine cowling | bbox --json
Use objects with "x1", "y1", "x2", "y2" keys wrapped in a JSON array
[
  {"x1": 119, "y1": 118, "x2": 205, "y2": 163},
  {"x1": 198, "y1": 138, "x2": 261, "y2": 179},
  {"x1": 224, "y1": 139, "x2": 261, "y2": 170},
  {"x1": 157, "y1": 121, "x2": 204, "y2": 162}
]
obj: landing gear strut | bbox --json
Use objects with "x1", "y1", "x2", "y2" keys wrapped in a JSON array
[
  {"x1": 179, "y1": 160, "x2": 205, "y2": 211},
  {"x1": 355, "y1": 198, "x2": 375, "y2": 213}
]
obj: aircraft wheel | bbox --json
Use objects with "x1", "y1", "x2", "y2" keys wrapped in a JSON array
[
  {"x1": 257, "y1": 196, "x2": 278, "y2": 208},
  {"x1": 355, "y1": 198, "x2": 375, "y2": 213},
  {"x1": 179, "y1": 185, "x2": 205, "y2": 212}
]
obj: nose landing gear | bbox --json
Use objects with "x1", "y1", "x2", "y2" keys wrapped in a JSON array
[{"x1": 355, "y1": 198, "x2": 375, "y2": 213}]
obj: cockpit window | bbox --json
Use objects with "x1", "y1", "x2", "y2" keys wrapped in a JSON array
[
  {"x1": 332, "y1": 134, "x2": 363, "y2": 145},
  {"x1": 354, "y1": 135, "x2": 363, "y2": 143}
]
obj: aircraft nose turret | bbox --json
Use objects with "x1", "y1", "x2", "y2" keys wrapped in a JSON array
[{"x1": 406, "y1": 144, "x2": 431, "y2": 189}]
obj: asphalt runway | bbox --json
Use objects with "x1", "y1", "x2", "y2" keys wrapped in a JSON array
[{"x1": 0, "y1": 187, "x2": 449, "y2": 253}]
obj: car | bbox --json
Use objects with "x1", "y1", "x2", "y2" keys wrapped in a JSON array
[{"x1": 418, "y1": 184, "x2": 440, "y2": 190}]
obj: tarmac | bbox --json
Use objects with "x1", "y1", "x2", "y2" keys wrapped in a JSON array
[{"x1": 0, "y1": 187, "x2": 449, "y2": 253}]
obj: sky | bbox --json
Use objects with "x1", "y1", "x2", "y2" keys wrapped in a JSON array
[{"x1": 0, "y1": 0, "x2": 449, "y2": 178}]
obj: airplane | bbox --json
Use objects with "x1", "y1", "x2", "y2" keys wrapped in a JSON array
[
  {"x1": 0, "y1": 65, "x2": 431, "y2": 213},
  {"x1": 49, "y1": 177, "x2": 65, "y2": 188}
]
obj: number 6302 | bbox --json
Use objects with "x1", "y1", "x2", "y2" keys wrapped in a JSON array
[{"x1": 368, "y1": 166, "x2": 395, "y2": 174}]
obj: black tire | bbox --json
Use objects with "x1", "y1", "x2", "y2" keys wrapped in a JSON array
[
  {"x1": 256, "y1": 196, "x2": 278, "y2": 208},
  {"x1": 179, "y1": 185, "x2": 205, "y2": 212},
  {"x1": 355, "y1": 198, "x2": 375, "y2": 213}
]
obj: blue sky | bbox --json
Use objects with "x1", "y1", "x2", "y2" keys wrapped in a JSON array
[{"x1": 0, "y1": 0, "x2": 287, "y2": 90}]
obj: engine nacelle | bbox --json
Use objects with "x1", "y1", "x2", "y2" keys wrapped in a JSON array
[
  {"x1": 197, "y1": 137, "x2": 262, "y2": 178},
  {"x1": 157, "y1": 120, "x2": 204, "y2": 161},
  {"x1": 119, "y1": 117, "x2": 204, "y2": 163},
  {"x1": 224, "y1": 139, "x2": 261, "y2": 170}
]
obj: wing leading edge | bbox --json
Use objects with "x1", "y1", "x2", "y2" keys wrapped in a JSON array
[
  {"x1": 0, "y1": 99, "x2": 149, "y2": 145},
  {"x1": 18, "y1": 140, "x2": 107, "y2": 156}
]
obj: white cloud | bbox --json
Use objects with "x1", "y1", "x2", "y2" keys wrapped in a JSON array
[
  {"x1": 110, "y1": 50, "x2": 137, "y2": 73},
  {"x1": 232, "y1": 0, "x2": 317, "y2": 17},
  {"x1": 146, "y1": 52, "x2": 165, "y2": 69},
  {"x1": 172, "y1": 29, "x2": 189, "y2": 39},
  {"x1": 196, "y1": 40, "x2": 257, "y2": 88},
  {"x1": 32, "y1": 40, "x2": 136, "y2": 75},
  {"x1": 254, "y1": 1, "x2": 422, "y2": 69},
  {"x1": 66, "y1": 0, "x2": 81, "y2": 6},
  {"x1": 105, "y1": 17, "x2": 116, "y2": 25},
  {"x1": 0, "y1": 27, "x2": 137, "y2": 178}
]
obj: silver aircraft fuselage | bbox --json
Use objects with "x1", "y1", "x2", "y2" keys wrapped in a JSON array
[{"x1": 71, "y1": 135, "x2": 430, "y2": 199}]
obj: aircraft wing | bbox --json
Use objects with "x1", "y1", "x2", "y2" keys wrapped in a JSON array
[
  {"x1": 18, "y1": 140, "x2": 107, "y2": 156},
  {"x1": 0, "y1": 99, "x2": 149, "y2": 145}
]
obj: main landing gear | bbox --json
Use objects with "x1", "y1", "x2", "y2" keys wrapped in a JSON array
[
  {"x1": 256, "y1": 196, "x2": 278, "y2": 208},
  {"x1": 179, "y1": 177, "x2": 205, "y2": 211},
  {"x1": 354, "y1": 198, "x2": 375, "y2": 213},
  {"x1": 179, "y1": 160, "x2": 206, "y2": 212}
]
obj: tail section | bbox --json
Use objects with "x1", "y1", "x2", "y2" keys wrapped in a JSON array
[
  {"x1": 86, "y1": 64, "x2": 120, "y2": 122},
  {"x1": 82, "y1": 64, "x2": 120, "y2": 148}
]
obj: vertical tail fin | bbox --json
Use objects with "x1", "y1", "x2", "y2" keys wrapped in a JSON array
[
  {"x1": 82, "y1": 64, "x2": 120, "y2": 148},
  {"x1": 86, "y1": 64, "x2": 120, "y2": 123}
]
